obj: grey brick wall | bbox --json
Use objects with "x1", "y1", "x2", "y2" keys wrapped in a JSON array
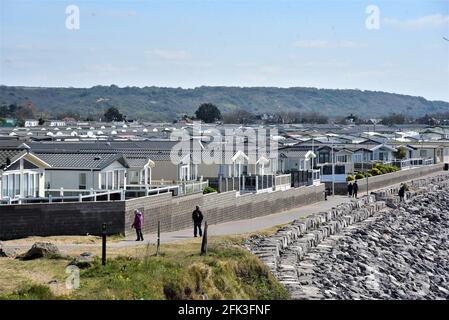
[
  {"x1": 124, "y1": 184, "x2": 325, "y2": 236},
  {"x1": 1, "y1": 165, "x2": 442, "y2": 240},
  {"x1": 0, "y1": 201, "x2": 125, "y2": 240}
]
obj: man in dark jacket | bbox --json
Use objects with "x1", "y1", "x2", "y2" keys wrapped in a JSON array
[
  {"x1": 353, "y1": 181, "x2": 359, "y2": 198},
  {"x1": 347, "y1": 182, "x2": 353, "y2": 198},
  {"x1": 192, "y1": 206, "x2": 203, "y2": 237},
  {"x1": 398, "y1": 184, "x2": 406, "y2": 202}
]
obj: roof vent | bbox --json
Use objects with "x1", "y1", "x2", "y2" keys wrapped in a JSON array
[{"x1": 94, "y1": 156, "x2": 101, "y2": 160}]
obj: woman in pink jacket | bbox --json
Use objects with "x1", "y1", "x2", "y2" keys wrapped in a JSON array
[{"x1": 132, "y1": 209, "x2": 144, "y2": 241}]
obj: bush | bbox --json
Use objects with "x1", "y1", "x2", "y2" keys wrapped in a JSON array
[
  {"x1": 355, "y1": 172, "x2": 365, "y2": 180},
  {"x1": 6, "y1": 284, "x2": 58, "y2": 300},
  {"x1": 370, "y1": 168, "x2": 382, "y2": 176},
  {"x1": 346, "y1": 175, "x2": 355, "y2": 182},
  {"x1": 365, "y1": 172, "x2": 373, "y2": 177},
  {"x1": 385, "y1": 165, "x2": 399, "y2": 173},
  {"x1": 203, "y1": 186, "x2": 217, "y2": 194}
]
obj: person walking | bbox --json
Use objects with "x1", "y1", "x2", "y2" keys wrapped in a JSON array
[
  {"x1": 192, "y1": 206, "x2": 204, "y2": 238},
  {"x1": 398, "y1": 184, "x2": 405, "y2": 202},
  {"x1": 131, "y1": 209, "x2": 144, "y2": 241},
  {"x1": 347, "y1": 182, "x2": 353, "y2": 198},
  {"x1": 353, "y1": 181, "x2": 359, "y2": 198}
]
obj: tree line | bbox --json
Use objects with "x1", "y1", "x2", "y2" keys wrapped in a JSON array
[{"x1": 2, "y1": 101, "x2": 448, "y2": 126}]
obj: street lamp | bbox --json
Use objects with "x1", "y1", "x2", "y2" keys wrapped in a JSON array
[{"x1": 327, "y1": 136, "x2": 335, "y2": 196}]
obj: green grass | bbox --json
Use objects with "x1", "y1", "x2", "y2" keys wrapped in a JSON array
[
  {"x1": 2, "y1": 284, "x2": 60, "y2": 300},
  {"x1": 71, "y1": 243, "x2": 289, "y2": 300},
  {"x1": 0, "y1": 232, "x2": 290, "y2": 300}
]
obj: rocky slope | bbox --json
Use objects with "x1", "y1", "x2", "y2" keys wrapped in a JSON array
[{"x1": 246, "y1": 175, "x2": 449, "y2": 299}]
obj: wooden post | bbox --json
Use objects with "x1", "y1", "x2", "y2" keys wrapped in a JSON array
[
  {"x1": 102, "y1": 223, "x2": 107, "y2": 266},
  {"x1": 156, "y1": 221, "x2": 161, "y2": 256},
  {"x1": 201, "y1": 221, "x2": 208, "y2": 256}
]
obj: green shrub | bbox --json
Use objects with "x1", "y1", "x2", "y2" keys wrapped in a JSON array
[
  {"x1": 355, "y1": 172, "x2": 365, "y2": 180},
  {"x1": 5, "y1": 284, "x2": 58, "y2": 300},
  {"x1": 365, "y1": 172, "x2": 373, "y2": 177},
  {"x1": 203, "y1": 186, "x2": 217, "y2": 194},
  {"x1": 370, "y1": 168, "x2": 382, "y2": 176},
  {"x1": 346, "y1": 175, "x2": 355, "y2": 182},
  {"x1": 385, "y1": 165, "x2": 399, "y2": 172},
  {"x1": 373, "y1": 163, "x2": 382, "y2": 169}
]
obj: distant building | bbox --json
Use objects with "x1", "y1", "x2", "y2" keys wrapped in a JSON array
[
  {"x1": 47, "y1": 120, "x2": 66, "y2": 127},
  {"x1": 25, "y1": 119, "x2": 39, "y2": 127},
  {"x1": 62, "y1": 117, "x2": 77, "y2": 125}
]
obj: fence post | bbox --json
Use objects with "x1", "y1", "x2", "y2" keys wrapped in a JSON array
[
  {"x1": 49, "y1": 194, "x2": 53, "y2": 203},
  {"x1": 102, "y1": 223, "x2": 107, "y2": 266},
  {"x1": 107, "y1": 190, "x2": 110, "y2": 201},
  {"x1": 78, "y1": 193, "x2": 82, "y2": 202},
  {"x1": 156, "y1": 221, "x2": 161, "y2": 256},
  {"x1": 94, "y1": 191, "x2": 97, "y2": 202},
  {"x1": 60, "y1": 187, "x2": 64, "y2": 197},
  {"x1": 201, "y1": 221, "x2": 208, "y2": 256}
]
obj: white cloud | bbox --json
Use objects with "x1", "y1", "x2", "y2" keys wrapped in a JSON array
[
  {"x1": 146, "y1": 49, "x2": 191, "y2": 61},
  {"x1": 383, "y1": 14, "x2": 449, "y2": 30},
  {"x1": 293, "y1": 39, "x2": 358, "y2": 49}
]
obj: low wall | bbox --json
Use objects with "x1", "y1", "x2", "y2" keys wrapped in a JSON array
[
  {"x1": 328, "y1": 164, "x2": 444, "y2": 195},
  {"x1": 124, "y1": 184, "x2": 325, "y2": 236},
  {"x1": 2, "y1": 164, "x2": 440, "y2": 240},
  {"x1": 0, "y1": 201, "x2": 125, "y2": 240},
  {"x1": 0, "y1": 184, "x2": 324, "y2": 240}
]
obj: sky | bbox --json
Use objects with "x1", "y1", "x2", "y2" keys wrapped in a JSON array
[{"x1": 0, "y1": 0, "x2": 448, "y2": 101}]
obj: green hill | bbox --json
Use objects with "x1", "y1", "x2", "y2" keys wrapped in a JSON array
[{"x1": 1, "y1": 85, "x2": 447, "y2": 121}]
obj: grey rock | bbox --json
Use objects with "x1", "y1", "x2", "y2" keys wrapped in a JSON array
[
  {"x1": 0, "y1": 241, "x2": 16, "y2": 258},
  {"x1": 21, "y1": 242, "x2": 61, "y2": 260},
  {"x1": 68, "y1": 252, "x2": 97, "y2": 269}
]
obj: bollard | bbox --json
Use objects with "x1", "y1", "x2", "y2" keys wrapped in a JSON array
[
  {"x1": 201, "y1": 221, "x2": 208, "y2": 256},
  {"x1": 156, "y1": 221, "x2": 161, "y2": 256},
  {"x1": 102, "y1": 223, "x2": 107, "y2": 266}
]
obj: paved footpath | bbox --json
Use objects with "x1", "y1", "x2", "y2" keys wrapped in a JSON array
[
  {"x1": 7, "y1": 170, "x2": 448, "y2": 250},
  {"x1": 122, "y1": 195, "x2": 351, "y2": 247}
]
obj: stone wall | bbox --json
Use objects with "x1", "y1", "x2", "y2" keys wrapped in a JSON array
[
  {"x1": 0, "y1": 201, "x2": 125, "y2": 240},
  {"x1": 245, "y1": 173, "x2": 449, "y2": 299},
  {"x1": 327, "y1": 164, "x2": 444, "y2": 195},
  {"x1": 0, "y1": 184, "x2": 324, "y2": 240},
  {"x1": 124, "y1": 184, "x2": 325, "y2": 236}
]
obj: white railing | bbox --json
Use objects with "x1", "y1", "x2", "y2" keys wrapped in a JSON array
[
  {"x1": 179, "y1": 180, "x2": 209, "y2": 195},
  {"x1": 1, "y1": 189, "x2": 125, "y2": 205},
  {"x1": 275, "y1": 174, "x2": 291, "y2": 191},
  {"x1": 309, "y1": 169, "x2": 321, "y2": 185}
]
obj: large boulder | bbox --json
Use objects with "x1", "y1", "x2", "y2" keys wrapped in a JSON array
[
  {"x1": 68, "y1": 252, "x2": 97, "y2": 269},
  {"x1": 0, "y1": 241, "x2": 16, "y2": 258},
  {"x1": 22, "y1": 242, "x2": 61, "y2": 260}
]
